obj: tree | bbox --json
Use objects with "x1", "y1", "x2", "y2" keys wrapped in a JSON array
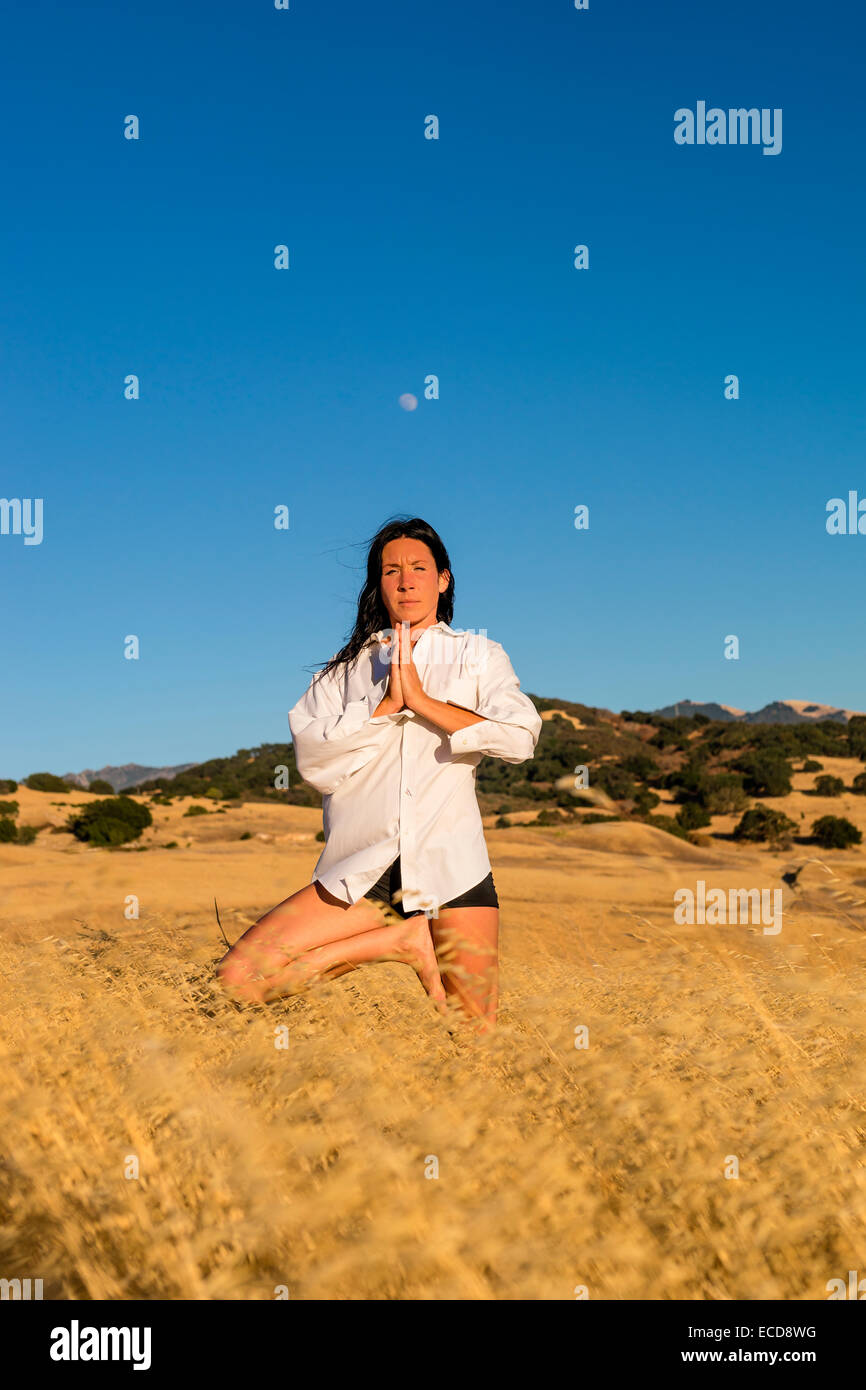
[
  {"x1": 733, "y1": 753, "x2": 793, "y2": 797},
  {"x1": 702, "y1": 774, "x2": 748, "y2": 815},
  {"x1": 814, "y1": 775, "x2": 844, "y2": 797},
  {"x1": 733, "y1": 804, "x2": 797, "y2": 847},
  {"x1": 848, "y1": 716, "x2": 866, "y2": 759},
  {"x1": 26, "y1": 772, "x2": 73, "y2": 793},
  {"x1": 66, "y1": 797, "x2": 152, "y2": 847},
  {"x1": 633, "y1": 788, "x2": 660, "y2": 816},
  {"x1": 811, "y1": 816, "x2": 862, "y2": 849},
  {"x1": 676, "y1": 802, "x2": 711, "y2": 830},
  {"x1": 593, "y1": 764, "x2": 636, "y2": 800},
  {"x1": 643, "y1": 814, "x2": 691, "y2": 841},
  {"x1": 621, "y1": 753, "x2": 662, "y2": 783}
]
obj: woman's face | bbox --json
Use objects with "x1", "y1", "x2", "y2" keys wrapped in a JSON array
[{"x1": 379, "y1": 536, "x2": 449, "y2": 631}]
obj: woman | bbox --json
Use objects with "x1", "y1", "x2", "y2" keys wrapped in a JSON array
[{"x1": 216, "y1": 516, "x2": 541, "y2": 1034}]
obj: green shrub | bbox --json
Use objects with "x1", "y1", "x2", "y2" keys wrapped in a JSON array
[
  {"x1": 633, "y1": 788, "x2": 660, "y2": 816},
  {"x1": 733, "y1": 754, "x2": 793, "y2": 797},
  {"x1": 26, "y1": 772, "x2": 73, "y2": 793},
  {"x1": 495, "y1": 816, "x2": 511, "y2": 828},
  {"x1": 811, "y1": 815, "x2": 862, "y2": 849},
  {"x1": 183, "y1": 805, "x2": 209, "y2": 817},
  {"x1": 702, "y1": 774, "x2": 748, "y2": 815},
  {"x1": 550, "y1": 788, "x2": 577, "y2": 809},
  {"x1": 813, "y1": 775, "x2": 845, "y2": 797},
  {"x1": 733, "y1": 804, "x2": 797, "y2": 846},
  {"x1": 0, "y1": 779, "x2": 18, "y2": 793},
  {"x1": 581, "y1": 813, "x2": 620, "y2": 825},
  {"x1": 0, "y1": 800, "x2": 19, "y2": 817},
  {"x1": 66, "y1": 796, "x2": 153, "y2": 847},
  {"x1": 240, "y1": 831, "x2": 253, "y2": 840},
  {"x1": 16, "y1": 825, "x2": 38, "y2": 844},
  {"x1": 665, "y1": 760, "x2": 710, "y2": 805},
  {"x1": 643, "y1": 814, "x2": 691, "y2": 841},
  {"x1": 88, "y1": 778, "x2": 115, "y2": 795},
  {"x1": 164, "y1": 841, "x2": 178, "y2": 849},
  {"x1": 851, "y1": 772, "x2": 866, "y2": 795},
  {"x1": 848, "y1": 716, "x2": 866, "y2": 759},
  {"x1": 667, "y1": 768, "x2": 747, "y2": 815},
  {"x1": 204, "y1": 786, "x2": 222, "y2": 800},
  {"x1": 676, "y1": 802, "x2": 711, "y2": 831},
  {"x1": 802, "y1": 759, "x2": 823, "y2": 773},
  {"x1": 593, "y1": 764, "x2": 636, "y2": 800},
  {"x1": 621, "y1": 753, "x2": 662, "y2": 783},
  {"x1": 0, "y1": 817, "x2": 17, "y2": 842},
  {"x1": 316, "y1": 831, "x2": 325, "y2": 842}
]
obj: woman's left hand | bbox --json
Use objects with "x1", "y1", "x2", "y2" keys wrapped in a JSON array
[{"x1": 394, "y1": 622, "x2": 430, "y2": 714}]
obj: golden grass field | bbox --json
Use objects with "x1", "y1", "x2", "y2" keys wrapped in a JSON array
[{"x1": 2, "y1": 764, "x2": 866, "y2": 1300}]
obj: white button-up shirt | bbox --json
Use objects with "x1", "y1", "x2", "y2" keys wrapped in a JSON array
[{"x1": 288, "y1": 621, "x2": 542, "y2": 913}]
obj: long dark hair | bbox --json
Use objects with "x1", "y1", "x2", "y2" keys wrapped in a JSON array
[{"x1": 313, "y1": 516, "x2": 455, "y2": 684}]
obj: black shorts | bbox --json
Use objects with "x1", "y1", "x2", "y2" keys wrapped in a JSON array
[{"x1": 363, "y1": 855, "x2": 499, "y2": 918}]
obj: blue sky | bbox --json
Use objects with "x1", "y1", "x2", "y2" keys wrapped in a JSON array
[{"x1": 1, "y1": 0, "x2": 864, "y2": 779}]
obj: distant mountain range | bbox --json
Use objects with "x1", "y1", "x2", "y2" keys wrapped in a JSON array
[
  {"x1": 52, "y1": 698, "x2": 866, "y2": 791},
  {"x1": 654, "y1": 699, "x2": 866, "y2": 725},
  {"x1": 62, "y1": 762, "x2": 199, "y2": 792}
]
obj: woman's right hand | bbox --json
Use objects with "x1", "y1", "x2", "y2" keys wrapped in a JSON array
[
  {"x1": 388, "y1": 641, "x2": 404, "y2": 709},
  {"x1": 373, "y1": 629, "x2": 404, "y2": 715}
]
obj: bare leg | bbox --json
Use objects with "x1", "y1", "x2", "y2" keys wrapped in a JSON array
[
  {"x1": 216, "y1": 879, "x2": 445, "y2": 1010},
  {"x1": 429, "y1": 906, "x2": 499, "y2": 1035},
  {"x1": 256, "y1": 912, "x2": 445, "y2": 1004}
]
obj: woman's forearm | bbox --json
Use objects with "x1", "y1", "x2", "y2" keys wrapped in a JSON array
[
  {"x1": 371, "y1": 692, "x2": 485, "y2": 733},
  {"x1": 413, "y1": 694, "x2": 486, "y2": 734},
  {"x1": 371, "y1": 696, "x2": 402, "y2": 718}
]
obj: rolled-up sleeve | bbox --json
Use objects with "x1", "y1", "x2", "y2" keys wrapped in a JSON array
[
  {"x1": 446, "y1": 641, "x2": 541, "y2": 764},
  {"x1": 289, "y1": 660, "x2": 412, "y2": 796}
]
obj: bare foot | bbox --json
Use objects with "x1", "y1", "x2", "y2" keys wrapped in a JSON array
[
  {"x1": 443, "y1": 1002, "x2": 497, "y2": 1039},
  {"x1": 394, "y1": 913, "x2": 447, "y2": 1011}
]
